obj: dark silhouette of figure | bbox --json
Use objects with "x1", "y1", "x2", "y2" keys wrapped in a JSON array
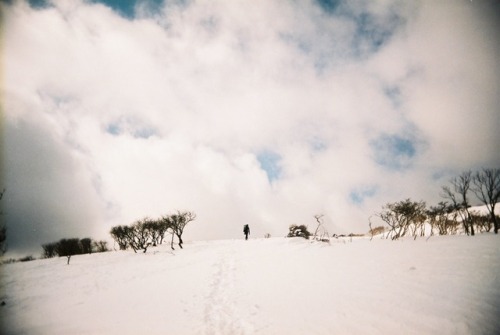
[{"x1": 243, "y1": 224, "x2": 250, "y2": 240}]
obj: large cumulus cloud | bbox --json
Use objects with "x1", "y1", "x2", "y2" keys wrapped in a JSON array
[{"x1": 1, "y1": 0, "x2": 499, "y2": 256}]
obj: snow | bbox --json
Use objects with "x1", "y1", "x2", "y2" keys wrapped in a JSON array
[{"x1": 1, "y1": 234, "x2": 499, "y2": 335}]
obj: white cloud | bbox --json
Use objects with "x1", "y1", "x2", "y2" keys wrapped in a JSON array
[{"x1": 2, "y1": 0, "x2": 499, "y2": 255}]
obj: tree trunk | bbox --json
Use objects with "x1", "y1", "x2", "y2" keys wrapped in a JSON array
[
  {"x1": 465, "y1": 209, "x2": 474, "y2": 236},
  {"x1": 493, "y1": 214, "x2": 499, "y2": 234},
  {"x1": 177, "y1": 234, "x2": 183, "y2": 249},
  {"x1": 170, "y1": 232, "x2": 175, "y2": 250}
]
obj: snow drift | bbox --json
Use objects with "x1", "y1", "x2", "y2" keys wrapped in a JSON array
[{"x1": 1, "y1": 234, "x2": 499, "y2": 335}]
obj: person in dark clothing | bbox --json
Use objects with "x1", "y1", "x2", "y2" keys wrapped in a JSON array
[{"x1": 243, "y1": 224, "x2": 250, "y2": 240}]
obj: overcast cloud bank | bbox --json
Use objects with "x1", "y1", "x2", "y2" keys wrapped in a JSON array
[{"x1": 1, "y1": 0, "x2": 499, "y2": 255}]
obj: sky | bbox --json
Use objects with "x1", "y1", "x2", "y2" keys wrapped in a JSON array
[{"x1": 1, "y1": 0, "x2": 499, "y2": 257}]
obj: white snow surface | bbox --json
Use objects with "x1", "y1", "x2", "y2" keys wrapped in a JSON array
[{"x1": 1, "y1": 234, "x2": 499, "y2": 335}]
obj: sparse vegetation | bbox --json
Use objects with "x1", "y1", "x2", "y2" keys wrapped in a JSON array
[
  {"x1": 19, "y1": 255, "x2": 35, "y2": 262},
  {"x1": 109, "y1": 210, "x2": 196, "y2": 253},
  {"x1": 312, "y1": 214, "x2": 330, "y2": 243},
  {"x1": 370, "y1": 168, "x2": 499, "y2": 239},
  {"x1": 287, "y1": 224, "x2": 311, "y2": 239},
  {"x1": 375, "y1": 199, "x2": 427, "y2": 240},
  {"x1": 42, "y1": 237, "x2": 109, "y2": 263},
  {"x1": 441, "y1": 171, "x2": 475, "y2": 236},
  {"x1": 472, "y1": 168, "x2": 500, "y2": 234},
  {"x1": 426, "y1": 202, "x2": 459, "y2": 236},
  {"x1": 368, "y1": 225, "x2": 386, "y2": 237},
  {"x1": 169, "y1": 211, "x2": 196, "y2": 249},
  {"x1": 93, "y1": 240, "x2": 109, "y2": 253}
]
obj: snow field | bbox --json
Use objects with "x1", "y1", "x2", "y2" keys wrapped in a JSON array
[{"x1": 1, "y1": 234, "x2": 499, "y2": 335}]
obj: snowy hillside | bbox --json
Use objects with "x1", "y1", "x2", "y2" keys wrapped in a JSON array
[{"x1": 1, "y1": 235, "x2": 499, "y2": 335}]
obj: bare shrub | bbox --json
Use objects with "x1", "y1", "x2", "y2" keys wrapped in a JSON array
[
  {"x1": 472, "y1": 168, "x2": 500, "y2": 234},
  {"x1": 287, "y1": 225, "x2": 311, "y2": 239},
  {"x1": 93, "y1": 240, "x2": 109, "y2": 253},
  {"x1": 368, "y1": 226, "x2": 386, "y2": 236},
  {"x1": 376, "y1": 199, "x2": 427, "y2": 240},
  {"x1": 312, "y1": 215, "x2": 330, "y2": 243}
]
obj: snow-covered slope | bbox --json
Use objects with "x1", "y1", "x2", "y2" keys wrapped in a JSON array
[{"x1": 1, "y1": 235, "x2": 499, "y2": 335}]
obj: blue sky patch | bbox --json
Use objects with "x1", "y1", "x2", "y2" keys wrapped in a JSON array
[
  {"x1": 257, "y1": 150, "x2": 282, "y2": 183},
  {"x1": 89, "y1": 0, "x2": 166, "y2": 18},
  {"x1": 132, "y1": 126, "x2": 157, "y2": 139},
  {"x1": 105, "y1": 123, "x2": 122, "y2": 136},
  {"x1": 351, "y1": 11, "x2": 404, "y2": 56},
  {"x1": 27, "y1": 0, "x2": 51, "y2": 9},
  {"x1": 384, "y1": 86, "x2": 402, "y2": 108},
  {"x1": 315, "y1": 0, "x2": 341, "y2": 14},
  {"x1": 93, "y1": 0, "x2": 137, "y2": 18},
  {"x1": 371, "y1": 134, "x2": 417, "y2": 170},
  {"x1": 105, "y1": 117, "x2": 157, "y2": 139},
  {"x1": 309, "y1": 136, "x2": 328, "y2": 152},
  {"x1": 349, "y1": 185, "x2": 378, "y2": 204},
  {"x1": 281, "y1": 2, "x2": 406, "y2": 73}
]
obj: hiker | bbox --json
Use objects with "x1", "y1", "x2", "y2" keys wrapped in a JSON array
[{"x1": 243, "y1": 224, "x2": 250, "y2": 240}]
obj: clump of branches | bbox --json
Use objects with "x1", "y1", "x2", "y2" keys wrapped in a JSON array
[
  {"x1": 367, "y1": 216, "x2": 387, "y2": 240},
  {"x1": 375, "y1": 199, "x2": 427, "y2": 240},
  {"x1": 471, "y1": 168, "x2": 500, "y2": 234},
  {"x1": 426, "y1": 202, "x2": 459, "y2": 236},
  {"x1": 168, "y1": 211, "x2": 196, "y2": 250},
  {"x1": 287, "y1": 224, "x2": 311, "y2": 239},
  {"x1": 469, "y1": 211, "x2": 496, "y2": 233},
  {"x1": 441, "y1": 171, "x2": 475, "y2": 236},
  {"x1": 109, "y1": 211, "x2": 196, "y2": 253},
  {"x1": 370, "y1": 168, "x2": 499, "y2": 239},
  {"x1": 440, "y1": 168, "x2": 499, "y2": 235}
]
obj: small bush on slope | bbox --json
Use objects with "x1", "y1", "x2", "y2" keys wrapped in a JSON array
[{"x1": 287, "y1": 224, "x2": 311, "y2": 239}]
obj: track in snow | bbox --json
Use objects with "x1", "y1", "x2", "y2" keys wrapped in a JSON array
[{"x1": 203, "y1": 241, "x2": 256, "y2": 335}]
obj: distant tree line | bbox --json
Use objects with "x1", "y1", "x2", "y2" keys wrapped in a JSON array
[
  {"x1": 110, "y1": 211, "x2": 196, "y2": 253},
  {"x1": 370, "y1": 168, "x2": 500, "y2": 240},
  {"x1": 42, "y1": 237, "x2": 109, "y2": 264}
]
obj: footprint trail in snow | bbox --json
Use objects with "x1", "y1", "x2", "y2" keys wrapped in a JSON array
[{"x1": 203, "y1": 241, "x2": 255, "y2": 335}]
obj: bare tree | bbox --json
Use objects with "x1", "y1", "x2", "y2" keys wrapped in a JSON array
[
  {"x1": 129, "y1": 218, "x2": 153, "y2": 253},
  {"x1": 160, "y1": 215, "x2": 176, "y2": 251},
  {"x1": 92, "y1": 240, "x2": 109, "y2": 253},
  {"x1": 57, "y1": 238, "x2": 83, "y2": 264},
  {"x1": 110, "y1": 225, "x2": 131, "y2": 250},
  {"x1": 169, "y1": 211, "x2": 196, "y2": 249},
  {"x1": 469, "y1": 211, "x2": 492, "y2": 233},
  {"x1": 441, "y1": 171, "x2": 474, "y2": 236},
  {"x1": 376, "y1": 199, "x2": 426, "y2": 240},
  {"x1": 142, "y1": 217, "x2": 160, "y2": 246},
  {"x1": 427, "y1": 202, "x2": 458, "y2": 236},
  {"x1": 472, "y1": 168, "x2": 500, "y2": 234},
  {"x1": 312, "y1": 214, "x2": 330, "y2": 242},
  {"x1": 154, "y1": 217, "x2": 172, "y2": 245},
  {"x1": 80, "y1": 238, "x2": 92, "y2": 254},
  {"x1": 110, "y1": 223, "x2": 146, "y2": 253},
  {"x1": 110, "y1": 212, "x2": 196, "y2": 252},
  {"x1": 42, "y1": 242, "x2": 58, "y2": 258}
]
